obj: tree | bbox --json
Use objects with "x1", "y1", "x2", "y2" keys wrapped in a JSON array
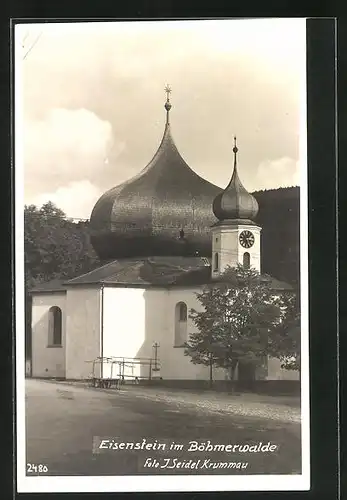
[
  {"x1": 185, "y1": 264, "x2": 298, "y2": 386},
  {"x1": 25, "y1": 201, "x2": 100, "y2": 286},
  {"x1": 268, "y1": 290, "x2": 301, "y2": 372}
]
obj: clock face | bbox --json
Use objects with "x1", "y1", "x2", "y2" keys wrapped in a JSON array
[{"x1": 239, "y1": 230, "x2": 255, "y2": 248}]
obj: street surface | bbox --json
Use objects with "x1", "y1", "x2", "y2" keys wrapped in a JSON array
[{"x1": 25, "y1": 379, "x2": 301, "y2": 476}]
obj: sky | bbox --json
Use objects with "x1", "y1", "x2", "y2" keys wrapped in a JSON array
[{"x1": 17, "y1": 19, "x2": 306, "y2": 219}]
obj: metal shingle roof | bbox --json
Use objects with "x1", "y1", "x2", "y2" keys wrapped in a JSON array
[
  {"x1": 29, "y1": 256, "x2": 292, "y2": 292},
  {"x1": 90, "y1": 105, "x2": 221, "y2": 261}
]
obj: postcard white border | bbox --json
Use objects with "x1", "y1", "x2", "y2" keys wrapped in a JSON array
[{"x1": 15, "y1": 18, "x2": 310, "y2": 493}]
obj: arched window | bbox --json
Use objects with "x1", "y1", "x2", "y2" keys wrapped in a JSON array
[
  {"x1": 174, "y1": 302, "x2": 188, "y2": 347},
  {"x1": 214, "y1": 252, "x2": 219, "y2": 272},
  {"x1": 243, "y1": 252, "x2": 250, "y2": 269},
  {"x1": 179, "y1": 302, "x2": 187, "y2": 321},
  {"x1": 48, "y1": 306, "x2": 62, "y2": 346}
]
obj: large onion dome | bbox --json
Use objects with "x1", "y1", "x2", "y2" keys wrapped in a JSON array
[
  {"x1": 212, "y1": 137, "x2": 259, "y2": 224},
  {"x1": 90, "y1": 87, "x2": 221, "y2": 260}
]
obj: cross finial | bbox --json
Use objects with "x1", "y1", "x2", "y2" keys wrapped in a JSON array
[
  {"x1": 164, "y1": 84, "x2": 172, "y2": 119},
  {"x1": 165, "y1": 84, "x2": 172, "y2": 101}
]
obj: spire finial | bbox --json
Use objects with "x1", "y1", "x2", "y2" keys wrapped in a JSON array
[
  {"x1": 164, "y1": 84, "x2": 172, "y2": 120},
  {"x1": 233, "y1": 135, "x2": 238, "y2": 170}
]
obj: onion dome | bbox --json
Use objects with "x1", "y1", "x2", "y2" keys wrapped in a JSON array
[
  {"x1": 212, "y1": 137, "x2": 259, "y2": 224},
  {"x1": 90, "y1": 86, "x2": 221, "y2": 260}
]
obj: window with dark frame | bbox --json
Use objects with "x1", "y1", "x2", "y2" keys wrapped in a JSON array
[
  {"x1": 49, "y1": 306, "x2": 62, "y2": 346},
  {"x1": 175, "y1": 301, "x2": 188, "y2": 347},
  {"x1": 179, "y1": 302, "x2": 187, "y2": 322},
  {"x1": 214, "y1": 252, "x2": 219, "y2": 271},
  {"x1": 243, "y1": 252, "x2": 250, "y2": 269}
]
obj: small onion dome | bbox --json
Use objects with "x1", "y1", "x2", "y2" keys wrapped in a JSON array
[{"x1": 212, "y1": 137, "x2": 259, "y2": 223}]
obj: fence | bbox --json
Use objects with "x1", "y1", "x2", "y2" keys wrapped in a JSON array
[{"x1": 85, "y1": 356, "x2": 161, "y2": 388}]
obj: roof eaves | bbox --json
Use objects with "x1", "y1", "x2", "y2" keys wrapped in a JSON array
[
  {"x1": 61, "y1": 278, "x2": 105, "y2": 287},
  {"x1": 30, "y1": 287, "x2": 67, "y2": 294}
]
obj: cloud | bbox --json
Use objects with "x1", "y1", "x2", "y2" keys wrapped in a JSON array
[
  {"x1": 19, "y1": 19, "x2": 305, "y2": 217},
  {"x1": 30, "y1": 180, "x2": 103, "y2": 219},
  {"x1": 24, "y1": 108, "x2": 123, "y2": 199},
  {"x1": 253, "y1": 157, "x2": 300, "y2": 191}
]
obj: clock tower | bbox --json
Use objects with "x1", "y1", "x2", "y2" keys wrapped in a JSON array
[{"x1": 211, "y1": 137, "x2": 261, "y2": 277}]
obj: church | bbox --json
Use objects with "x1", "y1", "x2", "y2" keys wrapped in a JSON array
[{"x1": 30, "y1": 88, "x2": 299, "y2": 386}]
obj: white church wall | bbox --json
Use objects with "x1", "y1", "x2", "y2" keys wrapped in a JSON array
[
  {"x1": 267, "y1": 357, "x2": 300, "y2": 381},
  {"x1": 101, "y1": 286, "x2": 228, "y2": 382},
  {"x1": 154, "y1": 288, "x2": 228, "y2": 381},
  {"x1": 102, "y1": 287, "x2": 146, "y2": 379},
  {"x1": 140, "y1": 288, "x2": 166, "y2": 363},
  {"x1": 63, "y1": 284, "x2": 300, "y2": 383},
  {"x1": 31, "y1": 292, "x2": 66, "y2": 378},
  {"x1": 65, "y1": 287, "x2": 101, "y2": 379}
]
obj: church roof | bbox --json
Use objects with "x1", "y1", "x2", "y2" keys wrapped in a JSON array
[
  {"x1": 29, "y1": 279, "x2": 67, "y2": 293},
  {"x1": 64, "y1": 257, "x2": 212, "y2": 287},
  {"x1": 212, "y1": 137, "x2": 259, "y2": 224},
  {"x1": 30, "y1": 259, "x2": 293, "y2": 292},
  {"x1": 89, "y1": 88, "x2": 221, "y2": 260}
]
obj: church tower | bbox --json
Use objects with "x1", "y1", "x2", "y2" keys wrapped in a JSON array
[{"x1": 211, "y1": 137, "x2": 261, "y2": 277}]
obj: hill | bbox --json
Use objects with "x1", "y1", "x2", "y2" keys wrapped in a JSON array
[{"x1": 253, "y1": 186, "x2": 300, "y2": 285}]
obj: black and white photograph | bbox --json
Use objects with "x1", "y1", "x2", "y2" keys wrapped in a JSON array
[{"x1": 15, "y1": 18, "x2": 309, "y2": 493}]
